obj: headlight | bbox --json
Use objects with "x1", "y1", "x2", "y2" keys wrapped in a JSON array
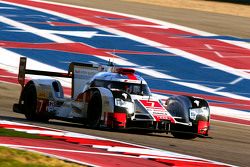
[
  {"x1": 189, "y1": 107, "x2": 209, "y2": 120},
  {"x1": 115, "y1": 98, "x2": 134, "y2": 114},
  {"x1": 115, "y1": 98, "x2": 125, "y2": 106}
]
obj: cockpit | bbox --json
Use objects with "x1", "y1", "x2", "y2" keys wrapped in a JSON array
[{"x1": 90, "y1": 79, "x2": 151, "y2": 96}]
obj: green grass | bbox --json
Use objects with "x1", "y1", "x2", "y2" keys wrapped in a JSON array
[
  {"x1": 0, "y1": 128, "x2": 53, "y2": 140},
  {"x1": 0, "y1": 128, "x2": 85, "y2": 167},
  {"x1": 0, "y1": 146, "x2": 84, "y2": 167}
]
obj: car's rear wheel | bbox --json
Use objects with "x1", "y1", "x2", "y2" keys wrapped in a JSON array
[
  {"x1": 87, "y1": 91, "x2": 102, "y2": 128},
  {"x1": 23, "y1": 83, "x2": 37, "y2": 121},
  {"x1": 23, "y1": 83, "x2": 48, "y2": 122}
]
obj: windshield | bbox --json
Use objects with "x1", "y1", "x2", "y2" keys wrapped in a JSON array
[{"x1": 91, "y1": 80, "x2": 151, "y2": 96}]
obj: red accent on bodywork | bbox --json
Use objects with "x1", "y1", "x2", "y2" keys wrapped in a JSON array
[
  {"x1": 139, "y1": 100, "x2": 175, "y2": 123},
  {"x1": 116, "y1": 68, "x2": 135, "y2": 74},
  {"x1": 197, "y1": 121, "x2": 210, "y2": 135},
  {"x1": 153, "y1": 115, "x2": 175, "y2": 124},
  {"x1": 106, "y1": 112, "x2": 114, "y2": 127},
  {"x1": 115, "y1": 68, "x2": 137, "y2": 80},
  {"x1": 104, "y1": 112, "x2": 114, "y2": 127},
  {"x1": 139, "y1": 100, "x2": 164, "y2": 109},
  {"x1": 126, "y1": 73, "x2": 137, "y2": 80},
  {"x1": 167, "y1": 116, "x2": 176, "y2": 124},
  {"x1": 113, "y1": 113, "x2": 127, "y2": 128}
]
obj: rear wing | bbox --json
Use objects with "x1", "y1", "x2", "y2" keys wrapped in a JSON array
[
  {"x1": 18, "y1": 57, "x2": 69, "y2": 87},
  {"x1": 18, "y1": 57, "x2": 100, "y2": 98}
]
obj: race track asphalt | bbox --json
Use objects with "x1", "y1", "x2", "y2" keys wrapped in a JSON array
[
  {"x1": 0, "y1": 83, "x2": 250, "y2": 166},
  {"x1": 0, "y1": 1, "x2": 250, "y2": 166}
]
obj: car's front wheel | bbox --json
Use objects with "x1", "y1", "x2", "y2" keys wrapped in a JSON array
[{"x1": 166, "y1": 96, "x2": 198, "y2": 139}]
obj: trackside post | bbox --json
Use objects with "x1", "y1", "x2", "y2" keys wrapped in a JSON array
[{"x1": 18, "y1": 57, "x2": 27, "y2": 89}]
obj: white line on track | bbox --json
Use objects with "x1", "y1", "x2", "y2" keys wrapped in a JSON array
[
  {"x1": 230, "y1": 77, "x2": 243, "y2": 85},
  {"x1": 204, "y1": 44, "x2": 213, "y2": 50},
  {"x1": 0, "y1": 16, "x2": 71, "y2": 43},
  {"x1": 211, "y1": 106, "x2": 250, "y2": 121},
  {"x1": 204, "y1": 44, "x2": 224, "y2": 58},
  {"x1": 213, "y1": 87, "x2": 225, "y2": 91},
  {"x1": 214, "y1": 51, "x2": 224, "y2": 58},
  {"x1": 0, "y1": 7, "x2": 17, "y2": 9},
  {"x1": 0, "y1": 47, "x2": 72, "y2": 87}
]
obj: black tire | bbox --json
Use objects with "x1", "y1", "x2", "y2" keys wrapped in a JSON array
[
  {"x1": 23, "y1": 83, "x2": 38, "y2": 121},
  {"x1": 170, "y1": 124, "x2": 197, "y2": 139},
  {"x1": 23, "y1": 83, "x2": 48, "y2": 122},
  {"x1": 87, "y1": 91, "x2": 102, "y2": 128},
  {"x1": 171, "y1": 133, "x2": 196, "y2": 139},
  {"x1": 166, "y1": 96, "x2": 197, "y2": 139}
]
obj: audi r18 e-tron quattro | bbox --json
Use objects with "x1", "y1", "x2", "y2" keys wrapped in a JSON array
[{"x1": 13, "y1": 57, "x2": 210, "y2": 139}]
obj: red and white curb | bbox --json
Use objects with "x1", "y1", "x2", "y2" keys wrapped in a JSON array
[{"x1": 0, "y1": 120, "x2": 234, "y2": 167}]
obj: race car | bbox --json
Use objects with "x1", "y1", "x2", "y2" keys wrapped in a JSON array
[{"x1": 13, "y1": 57, "x2": 210, "y2": 139}]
